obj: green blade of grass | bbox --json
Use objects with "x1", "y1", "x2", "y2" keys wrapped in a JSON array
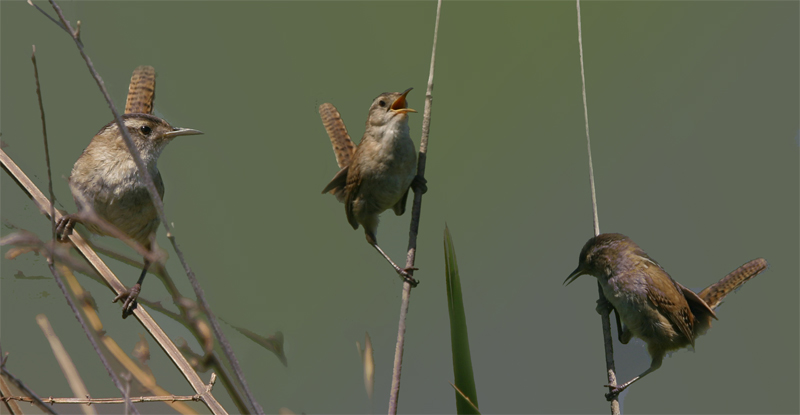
[{"x1": 444, "y1": 225, "x2": 480, "y2": 414}]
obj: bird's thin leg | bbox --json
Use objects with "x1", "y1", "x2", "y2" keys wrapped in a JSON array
[
  {"x1": 114, "y1": 259, "x2": 150, "y2": 318},
  {"x1": 595, "y1": 296, "x2": 630, "y2": 344},
  {"x1": 605, "y1": 355, "x2": 663, "y2": 401},
  {"x1": 369, "y1": 241, "x2": 419, "y2": 287}
]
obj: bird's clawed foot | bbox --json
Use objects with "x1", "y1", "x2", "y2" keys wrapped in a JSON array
[
  {"x1": 398, "y1": 267, "x2": 420, "y2": 287},
  {"x1": 55, "y1": 214, "x2": 78, "y2": 242},
  {"x1": 113, "y1": 283, "x2": 141, "y2": 319},
  {"x1": 411, "y1": 175, "x2": 427, "y2": 194},
  {"x1": 595, "y1": 295, "x2": 613, "y2": 316},
  {"x1": 604, "y1": 385, "x2": 624, "y2": 401}
]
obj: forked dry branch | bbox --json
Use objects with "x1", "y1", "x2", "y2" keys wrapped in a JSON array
[
  {"x1": 38, "y1": 1, "x2": 263, "y2": 411},
  {"x1": 0, "y1": 149, "x2": 227, "y2": 415}
]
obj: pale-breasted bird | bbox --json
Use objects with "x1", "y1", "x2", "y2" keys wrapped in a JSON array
[
  {"x1": 321, "y1": 88, "x2": 427, "y2": 285},
  {"x1": 56, "y1": 66, "x2": 202, "y2": 318},
  {"x1": 565, "y1": 233, "x2": 768, "y2": 399}
]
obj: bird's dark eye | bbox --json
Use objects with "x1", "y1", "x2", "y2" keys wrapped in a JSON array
[
  {"x1": 378, "y1": 100, "x2": 386, "y2": 107},
  {"x1": 139, "y1": 125, "x2": 152, "y2": 135}
]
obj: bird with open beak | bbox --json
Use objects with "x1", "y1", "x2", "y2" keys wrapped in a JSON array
[{"x1": 321, "y1": 88, "x2": 427, "y2": 285}]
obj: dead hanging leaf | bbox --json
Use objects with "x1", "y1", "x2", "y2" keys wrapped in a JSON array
[
  {"x1": 133, "y1": 333, "x2": 151, "y2": 366},
  {"x1": 224, "y1": 319, "x2": 288, "y2": 367},
  {"x1": 357, "y1": 332, "x2": 374, "y2": 401},
  {"x1": 194, "y1": 319, "x2": 214, "y2": 355},
  {"x1": 132, "y1": 333, "x2": 153, "y2": 381}
]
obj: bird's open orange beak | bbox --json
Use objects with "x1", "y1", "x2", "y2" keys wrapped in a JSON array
[{"x1": 391, "y1": 88, "x2": 417, "y2": 114}]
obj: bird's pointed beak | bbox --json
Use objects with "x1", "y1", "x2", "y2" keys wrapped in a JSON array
[
  {"x1": 163, "y1": 127, "x2": 203, "y2": 139},
  {"x1": 564, "y1": 266, "x2": 588, "y2": 286},
  {"x1": 391, "y1": 88, "x2": 417, "y2": 114}
]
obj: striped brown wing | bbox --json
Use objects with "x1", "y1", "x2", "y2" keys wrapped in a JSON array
[
  {"x1": 699, "y1": 258, "x2": 768, "y2": 310},
  {"x1": 646, "y1": 276, "x2": 697, "y2": 346},
  {"x1": 319, "y1": 103, "x2": 355, "y2": 169},
  {"x1": 125, "y1": 65, "x2": 156, "y2": 114}
]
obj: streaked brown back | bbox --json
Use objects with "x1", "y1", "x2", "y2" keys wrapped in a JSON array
[
  {"x1": 319, "y1": 103, "x2": 355, "y2": 169},
  {"x1": 699, "y1": 258, "x2": 768, "y2": 310},
  {"x1": 125, "y1": 65, "x2": 156, "y2": 114}
]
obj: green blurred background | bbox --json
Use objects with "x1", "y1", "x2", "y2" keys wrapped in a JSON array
[{"x1": 1, "y1": 1, "x2": 797, "y2": 413}]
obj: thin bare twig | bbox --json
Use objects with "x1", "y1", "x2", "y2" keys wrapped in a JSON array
[
  {"x1": 53, "y1": 263, "x2": 200, "y2": 415},
  {"x1": 0, "y1": 149, "x2": 226, "y2": 414},
  {"x1": 49, "y1": 250, "x2": 141, "y2": 414},
  {"x1": 26, "y1": 0, "x2": 75, "y2": 42},
  {"x1": 2, "y1": 393, "x2": 208, "y2": 405},
  {"x1": 388, "y1": 1, "x2": 443, "y2": 413},
  {"x1": 74, "y1": 244, "x2": 252, "y2": 414},
  {"x1": 0, "y1": 369, "x2": 23, "y2": 415},
  {"x1": 45, "y1": 3, "x2": 261, "y2": 412},
  {"x1": 32, "y1": 46, "x2": 56, "y2": 246},
  {"x1": 0, "y1": 342, "x2": 57, "y2": 415},
  {"x1": 32, "y1": 44, "x2": 139, "y2": 415},
  {"x1": 36, "y1": 314, "x2": 98, "y2": 415},
  {"x1": 0, "y1": 370, "x2": 57, "y2": 414},
  {"x1": 68, "y1": 206, "x2": 163, "y2": 264},
  {"x1": 576, "y1": 1, "x2": 619, "y2": 413}
]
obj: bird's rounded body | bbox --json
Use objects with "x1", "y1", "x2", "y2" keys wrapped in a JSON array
[
  {"x1": 322, "y1": 89, "x2": 420, "y2": 243},
  {"x1": 319, "y1": 89, "x2": 423, "y2": 285},
  {"x1": 68, "y1": 140, "x2": 163, "y2": 248},
  {"x1": 347, "y1": 117, "x2": 416, "y2": 234},
  {"x1": 571, "y1": 233, "x2": 714, "y2": 355},
  {"x1": 65, "y1": 113, "x2": 199, "y2": 250},
  {"x1": 597, "y1": 253, "x2": 695, "y2": 356},
  {"x1": 564, "y1": 233, "x2": 770, "y2": 397}
]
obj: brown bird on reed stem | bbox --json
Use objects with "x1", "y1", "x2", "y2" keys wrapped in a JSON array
[
  {"x1": 56, "y1": 65, "x2": 202, "y2": 318},
  {"x1": 320, "y1": 88, "x2": 427, "y2": 286},
  {"x1": 565, "y1": 233, "x2": 768, "y2": 399}
]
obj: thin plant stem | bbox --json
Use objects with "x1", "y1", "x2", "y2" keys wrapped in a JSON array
[
  {"x1": 49, "y1": 249, "x2": 140, "y2": 414},
  {"x1": 1, "y1": 392, "x2": 209, "y2": 405},
  {"x1": 576, "y1": 0, "x2": 599, "y2": 238},
  {"x1": 576, "y1": 1, "x2": 619, "y2": 413},
  {"x1": 32, "y1": 44, "x2": 138, "y2": 415},
  {"x1": 0, "y1": 149, "x2": 227, "y2": 414},
  {"x1": 0, "y1": 344, "x2": 58, "y2": 415},
  {"x1": 45, "y1": 2, "x2": 261, "y2": 412},
  {"x1": 32, "y1": 46, "x2": 55, "y2": 245},
  {"x1": 388, "y1": 0, "x2": 442, "y2": 413},
  {"x1": 26, "y1": 0, "x2": 74, "y2": 41},
  {"x1": 61, "y1": 243, "x2": 250, "y2": 414}
]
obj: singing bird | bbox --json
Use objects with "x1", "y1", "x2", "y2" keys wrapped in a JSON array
[{"x1": 321, "y1": 88, "x2": 427, "y2": 285}]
